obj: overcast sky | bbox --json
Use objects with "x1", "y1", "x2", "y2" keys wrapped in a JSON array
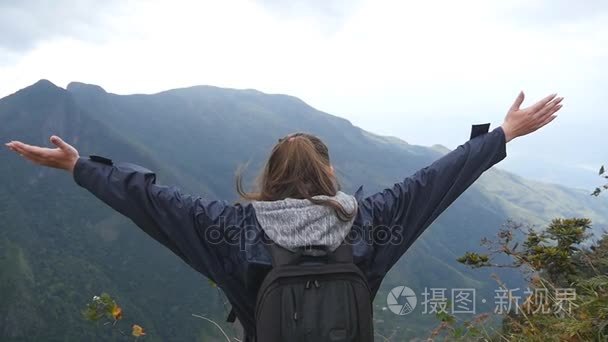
[{"x1": 1, "y1": 0, "x2": 607, "y2": 189}]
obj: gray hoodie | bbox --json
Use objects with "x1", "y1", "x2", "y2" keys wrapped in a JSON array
[{"x1": 251, "y1": 191, "x2": 358, "y2": 255}]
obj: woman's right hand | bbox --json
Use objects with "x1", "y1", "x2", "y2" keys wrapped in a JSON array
[
  {"x1": 501, "y1": 91, "x2": 563, "y2": 143},
  {"x1": 5, "y1": 135, "x2": 80, "y2": 173}
]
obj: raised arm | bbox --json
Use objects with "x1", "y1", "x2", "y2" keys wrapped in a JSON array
[
  {"x1": 358, "y1": 92, "x2": 563, "y2": 274},
  {"x1": 5, "y1": 136, "x2": 244, "y2": 284}
]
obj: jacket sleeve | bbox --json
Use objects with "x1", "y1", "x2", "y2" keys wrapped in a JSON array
[
  {"x1": 72, "y1": 156, "x2": 244, "y2": 284},
  {"x1": 358, "y1": 125, "x2": 507, "y2": 274}
]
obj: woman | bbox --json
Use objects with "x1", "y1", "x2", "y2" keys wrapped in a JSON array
[{"x1": 6, "y1": 92, "x2": 562, "y2": 340}]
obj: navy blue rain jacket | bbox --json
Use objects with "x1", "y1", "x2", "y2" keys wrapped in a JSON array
[{"x1": 72, "y1": 124, "x2": 507, "y2": 339}]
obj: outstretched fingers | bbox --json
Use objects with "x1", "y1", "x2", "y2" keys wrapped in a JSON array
[
  {"x1": 7, "y1": 141, "x2": 50, "y2": 164},
  {"x1": 534, "y1": 96, "x2": 564, "y2": 120},
  {"x1": 535, "y1": 102, "x2": 563, "y2": 129},
  {"x1": 7, "y1": 141, "x2": 36, "y2": 162},
  {"x1": 528, "y1": 93, "x2": 558, "y2": 113}
]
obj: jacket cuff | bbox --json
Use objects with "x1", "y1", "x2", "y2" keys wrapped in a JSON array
[
  {"x1": 73, "y1": 156, "x2": 113, "y2": 188},
  {"x1": 492, "y1": 126, "x2": 508, "y2": 163},
  {"x1": 72, "y1": 157, "x2": 87, "y2": 187}
]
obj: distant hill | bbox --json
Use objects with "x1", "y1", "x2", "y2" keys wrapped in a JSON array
[{"x1": 1, "y1": 80, "x2": 607, "y2": 340}]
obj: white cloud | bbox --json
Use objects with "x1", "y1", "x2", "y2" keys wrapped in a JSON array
[
  {"x1": 0, "y1": 0, "x2": 126, "y2": 55},
  {"x1": 1, "y1": 0, "x2": 606, "y2": 187}
]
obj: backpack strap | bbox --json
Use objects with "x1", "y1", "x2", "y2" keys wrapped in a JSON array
[
  {"x1": 226, "y1": 308, "x2": 237, "y2": 323},
  {"x1": 268, "y1": 241, "x2": 303, "y2": 266},
  {"x1": 327, "y1": 242, "x2": 353, "y2": 263}
]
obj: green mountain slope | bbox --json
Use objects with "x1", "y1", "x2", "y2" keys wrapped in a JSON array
[{"x1": 1, "y1": 80, "x2": 606, "y2": 340}]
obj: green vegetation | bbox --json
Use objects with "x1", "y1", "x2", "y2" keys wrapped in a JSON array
[
  {"x1": 82, "y1": 293, "x2": 147, "y2": 339},
  {"x1": 592, "y1": 165, "x2": 607, "y2": 196},
  {"x1": 435, "y1": 178, "x2": 608, "y2": 341},
  {"x1": 443, "y1": 219, "x2": 607, "y2": 341}
]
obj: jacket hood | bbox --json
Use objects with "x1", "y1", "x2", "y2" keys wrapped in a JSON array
[{"x1": 251, "y1": 191, "x2": 358, "y2": 255}]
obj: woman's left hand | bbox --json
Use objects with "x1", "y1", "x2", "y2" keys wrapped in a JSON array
[{"x1": 5, "y1": 135, "x2": 80, "y2": 173}]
